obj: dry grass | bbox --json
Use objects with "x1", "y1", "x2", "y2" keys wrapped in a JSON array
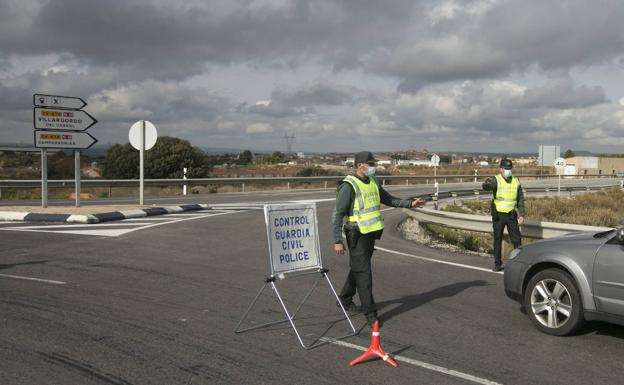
[
  {"x1": 526, "y1": 189, "x2": 624, "y2": 227},
  {"x1": 445, "y1": 188, "x2": 624, "y2": 227}
]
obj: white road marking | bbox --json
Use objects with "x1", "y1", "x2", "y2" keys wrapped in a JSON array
[
  {"x1": 121, "y1": 217, "x2": 187, "y2": 221},
  {"x1": 6, "y1": 223, "x2": 148, "y2": 229},
  {"x1": 0, "y1": 210, "x2": 242, "y2": 237},
  {"x1": 375, "y1": 246, "x2": 503, "y2": 275},
  {"x1": 322, "y1": 337, "x2": 502, "y2": 385},
  {"x1": 0, "y1": 273, "x2": 66, "y2": 285},
  {"x1": 288, "y1": 198, "x2": 337, "y2": 203}
]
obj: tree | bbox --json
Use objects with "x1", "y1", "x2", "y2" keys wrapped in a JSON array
[
  {"x1": 270, "y1": 151, "x2": 286, "y2": 164},
  {"x1": 103, "y1": 136, "x2": 212, "y2": 179},
  {"x1": 563, "y1": 149, "x2": 575, "y2": 158},
  {"x1": 238, "y1": 150, "x2": 253, "y2": 165},
  {"x1": 439, "y1": 155, "x2": 452, "y2": 164},
  {"x1": 103, "y1": 144, "x2": 139, "y2": 179},
  {"x1": 144, "y1": 136, "x2": 211, "y2": 178},
  {"x1": 48, "y1": 151, "x2": 75, "y2": 179}
]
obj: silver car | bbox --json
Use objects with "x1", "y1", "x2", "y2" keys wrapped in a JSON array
[{"x1": 504, "y1": 228, "x2": 624, "y2": 335}]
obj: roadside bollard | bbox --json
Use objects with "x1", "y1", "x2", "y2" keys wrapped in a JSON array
[
  {"x1": 451, "y1": 191, "x2": 457, "y2": 205},
  {"x1": 474, "y1": 190, "x2": 480, "y2": 201},
  {"x1": 432, "y1": 195, "x2": 439, "y2": 210}
]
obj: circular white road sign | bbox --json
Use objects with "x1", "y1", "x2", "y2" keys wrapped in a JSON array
[
  {"x1": 129, "y1": 120, "x2": 158, "y2": 150},
  {"x1": 554, "y1": 157, "x2": 566, "y2": 170}
]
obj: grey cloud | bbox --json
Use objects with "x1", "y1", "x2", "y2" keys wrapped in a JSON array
[
  {"x1": 0, "y1": 0, "x2": 418, "y2": 81},
  {"x1": 372, "y1": 0, "x2": 624, "y2": 84},
  {"x1": 272, "y1": 84, "x2": 353, "y2": 106},
  {"x1": 247, "y1": 103, "x2": 303, "y2": 118},
  {"x1": 247, "y1": 84, "x2": 354, "y2": 117},
  {"x1": 522, "y1": 77, "x2": 606, "y2": 109}
]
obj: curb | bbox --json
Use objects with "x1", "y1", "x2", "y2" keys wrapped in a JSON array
[{"x1": 0, "y1": 204, "x2": 210, "y2": 224}]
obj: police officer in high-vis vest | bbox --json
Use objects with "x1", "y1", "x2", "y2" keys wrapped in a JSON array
[
  {"x1": 482, "y1": 158, "x2": 526, "y2": 272},
  {"x1": 332, "y1": 151, "x2": 425, "y2": 326}
]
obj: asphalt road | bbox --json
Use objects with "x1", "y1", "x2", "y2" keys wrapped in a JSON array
[{"x1": 2, "y1": 184, "x2": 624, "y2": 385}]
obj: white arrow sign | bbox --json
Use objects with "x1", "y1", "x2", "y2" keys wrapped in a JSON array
[
  {"x1": 34, "y1": 130, "x2": 98, "y2": 149},
  {"x1": 34, "y1": 107, "x2": 97, "y2": 131},
  {"x1": 34, "y1": 94, "x2": 87, "y2": 110}
]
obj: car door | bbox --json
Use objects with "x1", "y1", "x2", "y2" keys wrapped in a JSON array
[{"x1": 593, "y1": 237, "x2": 624, "y2": 316}]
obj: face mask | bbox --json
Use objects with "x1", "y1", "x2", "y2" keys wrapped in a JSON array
[
  {"x1": 365, "y1": 166, "x2": 376, "y2": 177},
  {"x1": 503, "y1": 169, "x2": 512, "y2": 178}
]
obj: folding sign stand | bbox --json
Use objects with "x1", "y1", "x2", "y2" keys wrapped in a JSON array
[{"x1": 235, "y1": 267, "x2": 357, "y2": 349}]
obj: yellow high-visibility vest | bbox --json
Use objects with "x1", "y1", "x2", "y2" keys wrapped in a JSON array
[
  {"x1": 342, "y1": 175, "x2": 384, "y2": 234},
  {"x1": 494, "y1": 174, "x2": 519, "y2": 213}
]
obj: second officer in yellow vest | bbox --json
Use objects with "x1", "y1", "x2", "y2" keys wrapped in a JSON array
[
  {"x1": 332, "y1": 151, "x2": 425, "y2": 326},
  {"x1": 482, "y1": 158, "x2": 526, "y2": 272}
]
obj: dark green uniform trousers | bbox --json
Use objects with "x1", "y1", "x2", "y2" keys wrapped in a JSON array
[
  {"x1": 492, "y1": 211, "x2": 522, "y2": 267},
  {"x1": 339, "y1": 229, "x2": 377, "y2": 317}
]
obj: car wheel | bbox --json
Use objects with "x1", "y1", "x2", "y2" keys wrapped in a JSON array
[{"x1": 523, "y1": 268, "x2": 584, "y2": 336}]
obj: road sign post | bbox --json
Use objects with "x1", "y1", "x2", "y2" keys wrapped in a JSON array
[
  {"x1": 75, "y1": 150, "x2": 81, "y2": 207},
  {"x1": 34, "y1": 107, "x2": 97, "y2": 131},
  {"x1": 129, "y1": 120, "x2": 158, "y2": 206},
  {"x1": 554, "y1": 157, "x2": 566, "y2": 197},
  {"x1": 34, "y1": 130, "x2": 98, "y2": 149},
  {"x1": 33, "y1": 93, "x2": 97, "y2": 207},
  {"x1": 41, "y1": 149, "x2": 48, "y2": 208},
  {"x1": 431, "y1": 154, "x2": 440, "y2": 182},
  {"x1": 34, "y1": 94, "x2": 87, "y2": 110}
]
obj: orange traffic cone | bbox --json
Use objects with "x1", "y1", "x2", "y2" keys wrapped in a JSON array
[{"x1": 350, "y1": 321, "x2": 398, "y2": 367}]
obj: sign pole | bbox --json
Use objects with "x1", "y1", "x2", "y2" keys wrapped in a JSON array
[
  {"x1": 140, "y1": 120, "x2": 145, "y2": 206},
  {"x1": 75, "y1": 150, "x2": 81, "y2": 207},
  {"x1": 128, "y1": 119, "x2": 158, "y2": 204},
  {"x1": 41, "y1": 149, "x2": 48, "y2": 208},
  {"x1": 553, "y1": 157, "x2": 566, "y2": 197}
]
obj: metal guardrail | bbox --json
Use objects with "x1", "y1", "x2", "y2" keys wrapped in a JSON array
[
  {"x1": 0, "y1": 173, "x2": 619, "y2": 189},
  {"x1": 403, "y1": 185, "x2": 617, "y2": 239},
  {"x1": 403, "y1": 207, "x2": 612, "y2": 239}
]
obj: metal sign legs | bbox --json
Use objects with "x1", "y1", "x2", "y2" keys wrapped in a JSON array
[{"x1": 235, "y1": 268, "x2": 357, "y2": 349}]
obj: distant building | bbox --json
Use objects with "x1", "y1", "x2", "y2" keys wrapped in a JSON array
[
  {"x1": 397, "y1": 159, "x2": 433, "y2": 167},
  {"x1": 513, "y1": 158, "x2": 536, "y2": 166},
  {"x1": 565, "y1": 156, "x2": 624, "y2": 175}
]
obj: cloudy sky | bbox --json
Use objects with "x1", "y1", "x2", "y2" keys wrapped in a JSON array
[{"x1": 1, "y1": 0, "x2": 624, "y2": 153}]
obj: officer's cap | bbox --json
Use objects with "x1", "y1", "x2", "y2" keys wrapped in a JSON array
[
  {"x1": 354, "y1": 151, "x2": 377, "y2": 165},
  {"x1": 500, "y1": 158, "x2": 513, "y2": 169}
]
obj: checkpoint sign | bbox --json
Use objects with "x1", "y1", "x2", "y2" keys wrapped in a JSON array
[{"x1": 264, "y1": 203, "x2": 322, "y2": 275}]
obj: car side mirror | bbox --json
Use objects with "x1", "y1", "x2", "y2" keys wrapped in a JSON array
[{"x1": 616, "y1": 228, "x2": 624, "y2": 244}]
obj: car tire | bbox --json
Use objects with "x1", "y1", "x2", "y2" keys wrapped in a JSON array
[{"x1": 523, "y1": 268, "x2": 584, "y2": 336}]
